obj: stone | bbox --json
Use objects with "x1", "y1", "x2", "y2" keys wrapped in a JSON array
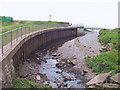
[
  {"x1": 56, "y1": 62, "x2": 65, "y2": 68},
  {"x1": 88, "y1": 85, "x2": 96, "y2": 88},
  {"x1": 67, "y1": 60, "x2": 70, "y2": 63},
  {"x1": 69, "y1": 58, "x2": 77, "y2": 65},
  {"x1": 81, "y1": 70, "x2": 88, "y2": 76},
  {"x1": 69, "y1": 85, "x2": 76, "y2": 90},
  {"x1": 99, "y1": 49, "x2": 102, "y2": 52},
  {"x1": 103, "y1": 83, "x2": 120, "y2": 88},
  {"x1": 61, "y1": 82, "x2": 68, "y2": 87},
  {"x1": 56, "y1": 70, "x2": 62, "y2": 73},
  {"x1": 45, "y1": 60, "x2": 47, "y2": 63},
  {"x1": 36, "y1": 57, "x2": 40, "y2": 60},
  {"x1": 84, "y1": 45, "x2": 86, "y2": 47},
  {"x1": 110, "y1": 73, "x2": 120, "y2": 84},
  {"x1": 54, "y1": 80, "x2": 62, "y2": 88},
  {"x1": 107, "y1": 43, "x2": 111, "y2": 46},
  {"x1": 83, "y1": 69, "x2": 88, "y2": 73},
  {"x1": 81, "y1": 71, "x2": 85, "y2": 76},
  {"x1": 52, "y1": 53, "x2": 57, "y2": 57},
  {"x1": 101, "y1": 46, "x2": 107, "y2": 50},
  {"x1": 86, "y1": 72, "x2": 112, "y2": 86},
  {"x1": 35, "y1": 75, "x2": 41, "y2": 80},
  {"x1": 63, "y1": 76, "x2": 76, "y2": 81}
]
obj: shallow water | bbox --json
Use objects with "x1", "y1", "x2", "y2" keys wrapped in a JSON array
[
  {"x1": 39, "y1": 51, "x2": 85, "y2": 88},
  {"x1": 35, "y1": 31, "x2": 101, "y2": 88}
]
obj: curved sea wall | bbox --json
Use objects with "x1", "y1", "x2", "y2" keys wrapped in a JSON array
[{"x1": 1, "y1": 27, "x2": 84, "y2": 88}]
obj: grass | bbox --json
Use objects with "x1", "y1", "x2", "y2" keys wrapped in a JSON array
[
  {"x1": 0, "y1": 21, "x2": 16, "y2": 28},
  {"x1": 13, "y1": 78, "x2": 52, "y2": 89},
  {"x1": 1, "y1": 21, "x2": 66, "y2": 46},
  {"x1": 0, "y1": 21, "x2": 62, "y2": 34},
  {"x1": 86, "y1": 28, "x2": 120, "y2": 75}
]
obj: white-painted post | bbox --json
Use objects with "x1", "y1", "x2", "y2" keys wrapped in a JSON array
[{"x1": 77, "y1": 27, "x2": 84, "y2": 36}]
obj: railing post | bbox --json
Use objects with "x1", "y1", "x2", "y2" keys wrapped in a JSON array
[
  {"x1": 25, "y1": 26, "x2": 26, "y2": 35},
  {"x1": 29, "y1": 26, "x2": 30, "y2": 34},
  {"x1": 2, "y1": 34, "x2": 3, "y2": 55},
  {"x1": 10, "y1": 31, "x2": 12, "y2": 48},
  {"x1": 21, "y1": 27, "x2": 22, "y2": 38},
  {"x1": 16, "y1": 29, "x2": 18, "y2": 42}
]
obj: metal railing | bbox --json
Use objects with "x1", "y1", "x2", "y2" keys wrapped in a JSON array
[{"x1": 0, "y1": 23, "x2": 66, "y2": 55}]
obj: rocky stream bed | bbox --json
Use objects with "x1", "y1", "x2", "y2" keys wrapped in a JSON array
[{"x1": 17, "y1": 30, "x2": 119, "y2": 88}]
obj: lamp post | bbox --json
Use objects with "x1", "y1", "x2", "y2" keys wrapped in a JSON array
[{"x1": 49, "y1": 15, "x2": 52, "y2": 22}]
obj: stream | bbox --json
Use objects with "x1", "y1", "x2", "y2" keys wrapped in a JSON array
[
  {"x1": 39, "y1": 50, "x2": 86, "y2": 88},
  {"x1": 19, "y1": 30, "x2": 102, "y2": 88}
]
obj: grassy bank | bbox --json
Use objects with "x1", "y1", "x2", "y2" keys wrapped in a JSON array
[
  {"x1": 13, "y1": 78, "x2": 52, "y2": 89},
  {"x1": 0, "y1": 20, "x2": 62, "y2": 33},
  {"x1": 86, "y1": 28, "x2": 120, "y2": 74}
]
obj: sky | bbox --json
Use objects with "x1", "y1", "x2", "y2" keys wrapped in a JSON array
[{"x1": 0, "y1": 0, "x2": 119, "y2": 29}]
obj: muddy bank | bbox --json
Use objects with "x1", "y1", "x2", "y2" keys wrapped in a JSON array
[
  {"x1": 18, "y1": 30, "x2": 102, "y2": 88},
  {"x1": 56, "y1": 31, "x2": 102, "y2": 80}
]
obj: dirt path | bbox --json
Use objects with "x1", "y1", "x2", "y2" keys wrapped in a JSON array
[{"x1": 57, "y1": 31, "x2": 102, "y2": 80}]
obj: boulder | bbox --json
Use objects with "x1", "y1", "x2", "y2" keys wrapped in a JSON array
[
  {"x1": 110, "y1": 73, "x2": 120, "y2": 84},
  {"x1": 86, "y1": 72, "x2": 112, "y2": 86}
]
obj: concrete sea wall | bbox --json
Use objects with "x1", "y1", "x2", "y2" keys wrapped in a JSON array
[{"x1": 1, "y1": 27, "x2": 84, "y2": 88}]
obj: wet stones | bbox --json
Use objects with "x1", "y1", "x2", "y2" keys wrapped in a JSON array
[
  {"x1": 67, "y1": 57, "x2": 77, "y2": 65},
  {"x1": 56, "y1": 70, "x2": 62, "y2": 74},
  {"x1": 54, "y1": 80, "x2": 68, "y2": 88},
  {"x1": 56, "y1": 62, "x2": 65, "y2": 68},
  {"x1": 63, "y1": 76, "x2": 76, "y2": 81}
]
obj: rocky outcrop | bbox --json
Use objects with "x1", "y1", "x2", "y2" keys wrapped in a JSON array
[{"x1": 86, "y1": 72, "x2": 112, "y2": 86}]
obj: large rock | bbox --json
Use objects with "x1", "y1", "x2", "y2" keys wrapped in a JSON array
[
  {"x1": 86, "y1": 72, "x2": 112, "y2": 86},
  {"x1": 103, "y1": 83, "x2": 120, "y2": 88},
  {"x1": 110, "y1": 73, "x2": 120, "y2": 84}
]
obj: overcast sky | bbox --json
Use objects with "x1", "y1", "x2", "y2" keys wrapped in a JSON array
[{"x1": 0, "y1": 0, "x2": 119, "y2": 29}]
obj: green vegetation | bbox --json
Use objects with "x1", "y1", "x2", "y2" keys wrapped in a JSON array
[
  {"x1": 0, "y1": 21, "x2": 15, "y2": 27},
  {"x1": 0, "y1": 20, "x2": 60, "y2": 33},
  {"x1": 86, "y1": 28, "x2": 120, "y2": 74},
  {"x1": 1, "y1": 20, "x2": 66, "y2": 46},
  {"x1": 13, "y1": 78, "x2": 52, "y2": 89}
]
